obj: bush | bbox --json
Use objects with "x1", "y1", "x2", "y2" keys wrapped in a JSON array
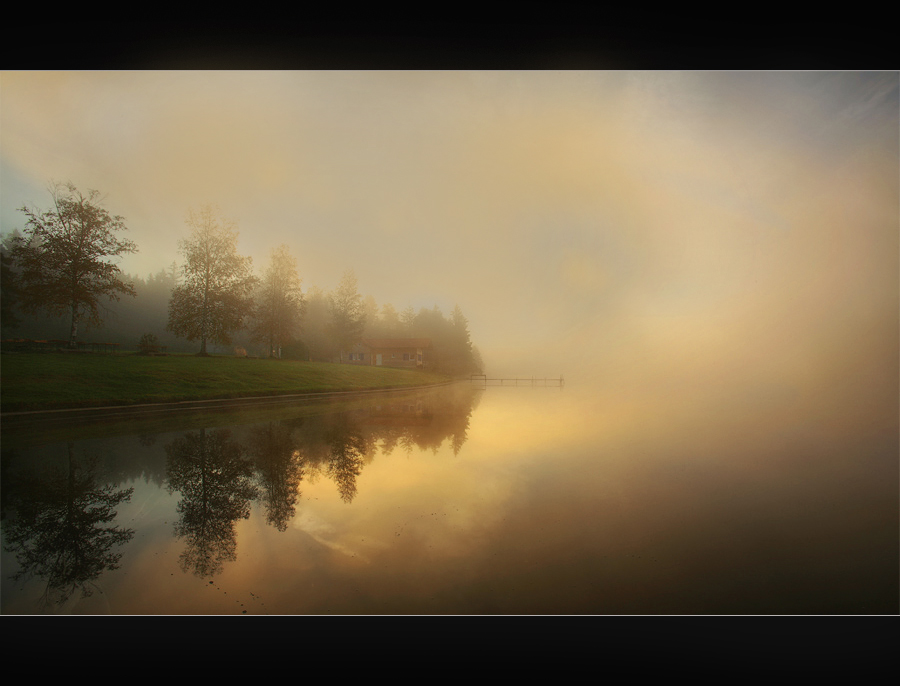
[{"x1": 138, "y1": 332, "x2": 160, "y2": 355}]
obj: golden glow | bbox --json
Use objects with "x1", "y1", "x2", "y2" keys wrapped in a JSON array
[{"x1": 1, "y1": 70, "x2": 895, "y2": 391}]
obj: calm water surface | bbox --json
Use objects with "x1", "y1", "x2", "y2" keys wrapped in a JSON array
[{"x1": 2, "y1": 380, "x2": 897, "y2": 614}]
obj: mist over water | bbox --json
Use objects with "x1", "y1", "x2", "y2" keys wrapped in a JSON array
[
  {"x1": 1, "y1": 71, "x2": 897, "y2": 613},
  {"x1": 2, "y1": 378, "x2": 895, "y2": 614}
]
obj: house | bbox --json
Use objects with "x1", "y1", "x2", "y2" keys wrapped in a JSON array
[{"x1": 343, "y1": 338, "x2": 432, "y2": 369}]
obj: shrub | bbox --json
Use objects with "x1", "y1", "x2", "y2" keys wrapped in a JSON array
[{"x1": 138, "y1": 333, "x2": 160, "y2": 355}]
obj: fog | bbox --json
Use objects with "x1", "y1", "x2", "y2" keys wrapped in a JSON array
[
  {"x1": 1, "y1": 71, "x2": 897, "y2": 415},
  {"x1": 2, "y1": 71, "x2": 897, "y2": 614}
]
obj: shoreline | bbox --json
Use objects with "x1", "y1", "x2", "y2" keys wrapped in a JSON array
[{"x1": 0, "y1": 380, "x2": 461, "y2": 423}]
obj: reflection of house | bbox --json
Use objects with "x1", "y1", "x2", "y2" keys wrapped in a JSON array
[{"x1": 344, "y1": 338, "x2": 432, "y2": 368}]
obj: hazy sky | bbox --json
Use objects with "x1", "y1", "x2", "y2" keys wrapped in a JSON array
[{"x1": 1, "y1": 71, "x2": 897, "y2": 389}]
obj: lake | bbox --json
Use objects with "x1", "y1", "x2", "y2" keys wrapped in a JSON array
[{"x1": 1, "y1": 379, "x2": 897, "y2": 615}]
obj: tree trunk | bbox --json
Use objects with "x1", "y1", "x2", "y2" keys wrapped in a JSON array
[
  {"x1": 200, "y1": 276, "x2": 209, "y2": 356},
  {"x1": 69, "y1": 304, "x2": 78, "y2": 348}
]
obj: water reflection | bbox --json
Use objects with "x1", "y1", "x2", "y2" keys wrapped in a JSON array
[
  {"x1": 166, "y1": 428, "x2": 259, "y2": 577},
  {"x1": 2, "y1": 380, "x2": 895, "y2": 615},
  {"x1": 2, "y1": 443, "x2": 134, "y2": 610},
  {"x1": 1, "y1": 384, "x2": 482, "y2": 610},
  {"x1": 249, "y1": 422, "x2": 304, "y2": 532}
]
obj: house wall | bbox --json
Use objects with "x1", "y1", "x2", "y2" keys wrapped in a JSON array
[
  {"x1": 373, "y1": 347, "x2": 420, "y2": 368},
  {"x1": 344, "y1": 350, "x2": 371, "y2": 365},
  {"x1": 342, "y1": 342, "x2": 429, "y2": 367}
]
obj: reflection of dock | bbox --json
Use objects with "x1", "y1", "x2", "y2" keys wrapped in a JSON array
[{"x1": 469, "y1": 374, "x2": 564, "y2": 387}]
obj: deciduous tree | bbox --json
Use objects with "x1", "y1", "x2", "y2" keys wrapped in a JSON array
[
  {"x1": 9, "y1": 183, "x2": 137, "y2": 346},
  {"x1": 253, "y1": 244, "x2": 303, "y2": 358},
  {"x1": 300, "y1": 286, "x2": 333, "y2": 361},
  {"x1": 167, "y1": 206, "x2": 256, "y2": 355},
  {"x1": 328, "y1": 270, "x2": 366, "y2": 361},
  {"x1": 1, "y1": 248, "x2": 20, "y2": 333}
]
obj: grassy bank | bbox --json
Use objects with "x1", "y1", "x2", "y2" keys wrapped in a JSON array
[{"x1": 0, "y1": 353, "x2": 451, "y2": 413}]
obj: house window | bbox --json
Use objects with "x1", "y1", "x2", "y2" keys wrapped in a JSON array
[
  {"x1": 403, "y1": 353, "x2": 410, "y2": 361},
  {"x1": 391, "y1": 354, "x2": 396, "y2": 359},
  {"x1": 417, "y1": 354, "x2": 422, "y2": 362}
]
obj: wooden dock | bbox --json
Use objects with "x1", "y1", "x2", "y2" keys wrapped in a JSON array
[{"x1": 469, "y1": 374, "x2": 564, "y2": 387}]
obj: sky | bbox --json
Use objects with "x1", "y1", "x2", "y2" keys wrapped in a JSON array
[{"x1": 1, "y1": 71, "x2": 897, "y2": 391}]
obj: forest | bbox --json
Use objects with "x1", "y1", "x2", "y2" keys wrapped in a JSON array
[{"x1": 0, "y1": 186, "x2": 484, "y2": 376}]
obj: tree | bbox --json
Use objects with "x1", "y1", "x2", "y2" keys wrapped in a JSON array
[
  {"x1": 472, "y1": 344, "x2": 486, "y2": 375},
  {"x1": 328, "y1": 270, "x2": 366, "y2": 361},
  {"x1": 301, "y1": 286, "x2": 334, "y2": 361},
  {"x1": 9, "y1": 183, "x2": 137, "y2": 347},
  {"x1": 413, "y1": 305, "x2": 451, "y2": 371},
  {"x1": 449, "y1": 304, "x2": 477, "y2": 374},
  {"x1": 167, "y1": 206, "x2": 256, "y2": 355},
  {"x1": 379, "y1": 303, "x2": 401, "y2": 337},
  {"x1": 1, "y1": 245, "x2": 21, "y2": 333},
  {"x1": 399, "y1": 305, "x2": 416, "y2": 333},
  {"x1": 361, "y1": 294, "x2": 379, "y2": 337},
  {"x1": 253, "y1": 244, "x2": 304, "y2": 358}
]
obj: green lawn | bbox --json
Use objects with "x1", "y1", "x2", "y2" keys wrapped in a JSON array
[{"x1": 0, "y1": 353, "x2": 451, "y2": 413}]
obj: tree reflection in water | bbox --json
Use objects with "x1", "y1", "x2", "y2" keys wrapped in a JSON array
[
  {"x1": 248, "y1": 422, "x2": 304, "y2": 532},
  {"x1": 1, "y1": 384, "x2": 482, "y2": 591},
  {"x1": 295, "y1": 385, "x2": 481, "y2": 504},
  {"x1": 2, "y1": 442, "x2": 134, "y2": 610},
  {"x1": 166, "y1": 428, "x2": 258, "y2": 577},
  {"x1": 324, "y1": 414, "x2": 370, "y2": 504}
]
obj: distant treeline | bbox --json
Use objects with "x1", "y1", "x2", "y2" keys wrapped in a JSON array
[
  {"x1": 1, "y1": 242, "x2": 484, "y2": 375},
  {"x1": 0, "y1": 187, "x2": 482, "y2": 375}
]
